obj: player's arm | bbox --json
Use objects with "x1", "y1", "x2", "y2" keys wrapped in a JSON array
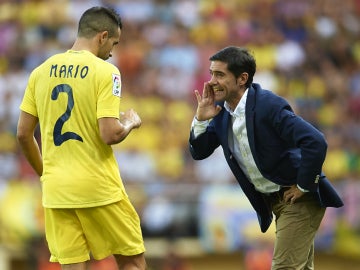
[
  {"x1": 98, "y1": 108, "x2": 141, "y2": 145},
  {"x1": 16, "y1": 110, "x2": 43, "y2": 176}
]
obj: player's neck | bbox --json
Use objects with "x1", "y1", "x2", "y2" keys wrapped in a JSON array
[{"x1": 71, "y1": 38, "x2": 97, "y2": 56}]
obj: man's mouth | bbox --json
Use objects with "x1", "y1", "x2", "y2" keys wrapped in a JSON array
[{"x1": 213, "y1": 87, "x2": 223, "y2": 92}]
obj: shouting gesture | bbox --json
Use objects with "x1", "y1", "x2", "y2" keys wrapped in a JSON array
[{"x1": 195, "y1": 82, "x2": 222, "y2": 121}]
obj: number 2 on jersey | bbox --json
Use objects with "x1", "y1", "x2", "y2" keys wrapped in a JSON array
[{"x1": 51, "y1": 84, "x2": 83, "y2": 146}]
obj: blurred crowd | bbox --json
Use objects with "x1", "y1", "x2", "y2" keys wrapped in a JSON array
[{"x1": 1, "y1": 0, "x2": 360, "y2": 265}]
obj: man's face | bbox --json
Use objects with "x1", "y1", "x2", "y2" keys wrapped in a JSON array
[
  {"x1": 208, "y1": 60, "x2": 242, "y2": 107},
  {"x1": 98, "y1": 28, "x2": 121, "y2": 60}
]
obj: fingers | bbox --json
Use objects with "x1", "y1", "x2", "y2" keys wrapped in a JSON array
[
  {"x1": 205, "y1": 82, "x2": 215, "y2": 99},
  {"x1": 283, "y1": 186, "x2": 304, "y2": 204},
  {"x1": 194, "y1": 89, "x2": 201, "y2": 103},
  {"x1": 283, "y1": 192, "x2": 292, "y2": 203},
  {"x1": 131, "y1": 112, "x2": 142, "y2": 128},
  {"x1": 290, "y1": 196, "x2": 296, "y2": 205},
  {"x1": 202, "y1": 82, "x2": 209, "y2": 98},
  {"x1": 121, "y1": 109, "x2": 142, "y2": 127},
  {"x1": 284, "y1": 194, "x2": 296, "y2": 204},
  {"x1": 134, "y1": 118, "x2": 142, "y2": 128},
  {"x1": 203, "y1": 82, "x2": 215, "y2": 98},
  {"x1": 195, "y1": 82, "x2": 213, "y2": 102},
  {"x1": 283, "y1": 185, "x2": 295, "y2": 203}
]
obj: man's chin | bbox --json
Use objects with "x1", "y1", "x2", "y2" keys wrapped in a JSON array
[
  {"x1": 214, "y1": 93, "x2": 225, "y2": 101},
  {"x1": 100, "y1": 54, "x2": 111, "y2": 60}
]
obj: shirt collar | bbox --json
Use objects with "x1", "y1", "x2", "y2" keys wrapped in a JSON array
[{"x1": 224, "y1": 88, "x2": 248, "y2": 117}]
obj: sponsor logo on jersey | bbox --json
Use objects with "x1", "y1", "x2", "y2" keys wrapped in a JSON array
[{"x1": 112, "y1": 74, "x2": 121, "y2": 97}]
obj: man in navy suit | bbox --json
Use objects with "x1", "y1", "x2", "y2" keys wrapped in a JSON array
[{"x1": 189, "y1": 46, "x2": 343, "y2": 269}]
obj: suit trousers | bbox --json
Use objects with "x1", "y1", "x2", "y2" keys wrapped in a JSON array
[{"x1": 267, "y1": 190, "x2": 326, "y2": 270}]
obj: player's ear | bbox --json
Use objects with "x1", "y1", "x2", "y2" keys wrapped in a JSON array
[{"x1": 98, "y1": 31, "x2": 109, "y2": 45}]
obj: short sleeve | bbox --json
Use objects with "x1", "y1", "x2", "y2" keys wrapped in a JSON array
[
  {"x1": 19, "y1": 70, "x2": 38, "y2": 117},
  {"x1": 96, "y1": 66, "x2": 121, "y2": 119}
]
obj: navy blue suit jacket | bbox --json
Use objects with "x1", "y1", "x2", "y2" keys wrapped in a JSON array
[{"x1": 189, "y1": 83, "x2": 343, "y2": 232}]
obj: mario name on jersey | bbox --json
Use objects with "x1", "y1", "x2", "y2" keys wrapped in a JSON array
[{"x1": 50, "y1": 64, "x2": 89, "y2": 78}]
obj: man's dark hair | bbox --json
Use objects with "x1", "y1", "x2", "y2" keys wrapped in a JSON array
[
  {"x1": 77, "y1": 6, "x2": 122, "y2": 38},
  {"x1": 209, "y1": 46, "x2": 256, "y2": 88}
]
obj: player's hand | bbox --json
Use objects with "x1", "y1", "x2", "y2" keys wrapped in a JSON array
[
  {"x1": 283, "y1": 185, "x2": 304, "y2": 204},
  {"x1": 120, "y1": 109, "x2": 142, "y2": 129},
  {"x1": 195, "y1": 82, "x2": 222, "y2": 121}
]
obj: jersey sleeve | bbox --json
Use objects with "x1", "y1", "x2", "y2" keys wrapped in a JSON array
[
  {"x1": 96, "y1": 65, "x2": 122, "y2": 119},
  {"x1": 19, "y1": 70, "x2": 38, "y2": 117}
]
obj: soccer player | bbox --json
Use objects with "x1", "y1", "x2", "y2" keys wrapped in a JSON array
[{"x1": 17, "y1": 6, "x2": 146, "y2": 270}]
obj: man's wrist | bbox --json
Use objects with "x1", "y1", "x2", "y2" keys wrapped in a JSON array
[{"x1": 194, "y1": 116, "x2": 209, "y2": 123}]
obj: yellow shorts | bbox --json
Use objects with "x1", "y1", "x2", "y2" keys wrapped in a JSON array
[{"x1": 44, "y1": 197, "x2": 145, "y2": 265}]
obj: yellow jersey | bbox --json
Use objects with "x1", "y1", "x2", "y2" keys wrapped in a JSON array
[{"x1": 20, "y1": 50, "x2": 126, "y2": 208}]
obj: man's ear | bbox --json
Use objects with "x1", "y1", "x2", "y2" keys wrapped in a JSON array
[
  {"x1": 237, "y1": 72, "x2": 249, "y2": 87},
  {"x1": 98, "y1": 31, "x2": 109, "y2": 45}
]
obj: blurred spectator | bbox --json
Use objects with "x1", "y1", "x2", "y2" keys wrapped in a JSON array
[{"x1": 0, "y1": 0, "x2": 359, "y2": 264}]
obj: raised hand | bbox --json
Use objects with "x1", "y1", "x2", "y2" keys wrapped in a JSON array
[
  {"x1": 195, "y1": 82, "x2": 222, "y2": 121},
  {"x1": 120, "y1": 109, "x2": 142, "y2": 129}
]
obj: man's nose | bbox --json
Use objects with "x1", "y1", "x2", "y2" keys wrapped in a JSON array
[{"x1": 209, "y1": 75, "x2": 217, "y2": 84}]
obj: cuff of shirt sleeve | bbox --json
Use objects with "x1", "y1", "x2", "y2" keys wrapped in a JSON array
[
  {"x1": 297, "y1": 184, "x2": 309, "y2": 193},
  {"x1": 191, "y1": 117, "x2": 209, "y2": 138},
  {"x1": 193, "y1": 117, "x2": 209, "y2": 124}
]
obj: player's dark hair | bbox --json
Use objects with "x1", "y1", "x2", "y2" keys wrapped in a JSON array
[
  {"x1": 77, "y1": 6, "x2": 122, "y2": 38},
  {"x1": 209, "y1": 46, "x2": 256, "y2": 88}
]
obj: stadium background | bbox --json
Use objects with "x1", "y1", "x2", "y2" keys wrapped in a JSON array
[{"x1": 0, "y1": 0, "x2": 359, "y2": 269}]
